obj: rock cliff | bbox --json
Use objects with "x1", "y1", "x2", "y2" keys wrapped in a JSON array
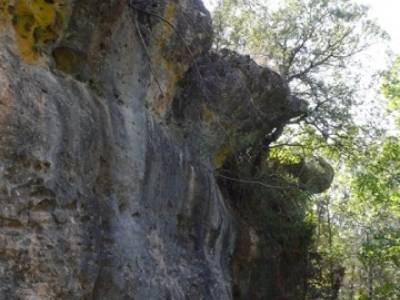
[{"x1": 0, "y1": 0, "x2": 330, "y2": 299}]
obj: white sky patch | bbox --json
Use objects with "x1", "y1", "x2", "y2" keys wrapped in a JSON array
[
  {"x1": 355, "y1": 0, "x2": 400, "y2": 53},
  {"x1": 203, "y1": 0, "x2": 217, "y2": 11}
]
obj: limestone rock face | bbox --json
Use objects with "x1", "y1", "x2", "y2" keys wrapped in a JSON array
[
  {"x1": 172, "y1": 49, "x2": 308, "y2": 167},
  {"x1": 0, "y1": 0, "x2": 328, "y2": 299}
]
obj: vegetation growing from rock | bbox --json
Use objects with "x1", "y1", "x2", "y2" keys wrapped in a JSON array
[
  {"x1": 212, "y1": 0, "x2": 400, "y2": 298},
  {"x1": 213, "y1": 0, "x2": 386, "y2": 154},
  {"x1": 0, "y1": 0, "x2": 398, "y2": 298}
]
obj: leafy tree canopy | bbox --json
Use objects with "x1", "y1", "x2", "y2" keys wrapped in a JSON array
[
  {"x1": 211, "y1": 1, "x2": 400, "y2": 298},
  {"x1": 213, "y1": 0, "x2": 387, "y2": 155}
]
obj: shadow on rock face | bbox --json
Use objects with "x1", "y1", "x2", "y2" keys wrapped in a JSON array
[{"x1": 171, "y1": 49, "x2": 308, "y2": 167}]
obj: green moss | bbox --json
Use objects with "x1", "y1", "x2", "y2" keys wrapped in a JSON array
[
  {"x1": 87, "y1": 78, "x2": 105, "y2": 96},
  {"x1": 52, "y1": 46, "x2": 81, "y2": 74},
  {"x1": 213, "y1": 144, "x2": 233, "y2": 168}
]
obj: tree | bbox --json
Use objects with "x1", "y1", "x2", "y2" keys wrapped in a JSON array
[
  {"x1": 324, "y1": 58, "x2": 400, "y2": 300},
  {"x1": 212, "y1": 1, "x2": 398, "y2": 299},
  {"x1": 382, "y1": 57, "x2": 400, "y2": 125},
  {"x1": 333, "y1": 137, "x2": 400, "y2": 299},
  {"x1": 213, "y1": 0, "x2": 386, "y2": 153}
]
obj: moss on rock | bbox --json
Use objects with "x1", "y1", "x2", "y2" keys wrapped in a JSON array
[{"x1": 52, "y1": 46, "x2": 83, "y2": 75}]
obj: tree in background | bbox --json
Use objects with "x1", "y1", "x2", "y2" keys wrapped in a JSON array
[
  {"x1": 213, "y1": 0, "x2": 387, "y2": 154},
  {"x1": 341, "y1": 59, "x2": 400, "y2": 299},
  {"x1": 212, "y1": 1, "x2": 399, "y2": 299},
  {"x1": 305, "y1": 58, "x2": 400, "y2": 299},
  {"x1": 383, "y1": 57, "x2": 400, "y2": 122},
  {"x1": 331, "y1": 140, "x2": 400, "y2": 299}
]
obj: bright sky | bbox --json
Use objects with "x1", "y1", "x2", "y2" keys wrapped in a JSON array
[
  {"x1": 203, "y1": 0, "x2": 400, "y2": 54},
  {"x1": 356, "y1": 0, "x2": 400, "y2": 53}
]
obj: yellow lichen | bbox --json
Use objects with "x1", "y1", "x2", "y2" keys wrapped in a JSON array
[
  {"x1": 151, "y1": 58, "x2": 185, "y2": 116},
  {"x1": 150, "y1": 2, "x2": 177, "y2": 52},
  {"x1": 146, "y1": 2, "x2": 186, "y2": 116},
  {"x1": 159, "y1": 2, "x2": 176, "y2": 39},
  {"x1": 0, "y1": 0, "x2": 9, "y2": 23},
  {"x1": 30, "y1": 0, "x2": 57, "y2": 25},
  {"x1": 8, "y1": 0, "x2": 67, "y2": 63}
]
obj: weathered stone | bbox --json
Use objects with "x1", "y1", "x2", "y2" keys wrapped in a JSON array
[
  {"x1": 0, "y1": 1, "x2": 233, "y2": 298},
  {"x1": 291, "y1": 156, "x2": 335, "y2": 194},
  {"x1": 0, "y1": 0, "x2": 331, "y2": 299},
  {"x1": 171, "y1": 49, "x2": 308, "y2": 167}
]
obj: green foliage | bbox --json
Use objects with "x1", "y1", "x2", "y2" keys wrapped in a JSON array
[
  {"x1": 382, "y1": 57, "x2": 400, "y2": 111},
  {"x1": 352, "y1": 138, "x2": 400, "y2": 213},
  {"x1": 212, "y1": 1, "x2": 398, "y2": 299},
  {"x1": 269, "y1": 147, "x2": 302, "y2": 165},
  {"x1": 342, "y1": 138, "x2": 400, "y2": 299},
  {"x1": 213, "y1": 0, "x2": 386, "y2": 155},
  {"x1": 321, "y1": 62, "x2": 400, "y2": 299}
]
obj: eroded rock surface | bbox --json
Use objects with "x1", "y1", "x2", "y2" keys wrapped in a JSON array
[
  {"x1": 171, "y1": 49, "x2": 307, "y2": 168},
  {"x1": 0, "y1": 0, "x2": 330, "y2": 299}
]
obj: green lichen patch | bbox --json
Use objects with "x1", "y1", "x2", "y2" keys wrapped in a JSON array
[{"x1": 52, "y1": 46, "x2": 83, "y2": 74}]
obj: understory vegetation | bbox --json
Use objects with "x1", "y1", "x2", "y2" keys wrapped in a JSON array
[{"x1": 212, "y1": 0, "x2": 400, "y2": 298}]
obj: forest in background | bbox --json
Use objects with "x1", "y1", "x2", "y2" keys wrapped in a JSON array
[{"x1": 211, "y1": 0, "x2": 400, "y2": 298}]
